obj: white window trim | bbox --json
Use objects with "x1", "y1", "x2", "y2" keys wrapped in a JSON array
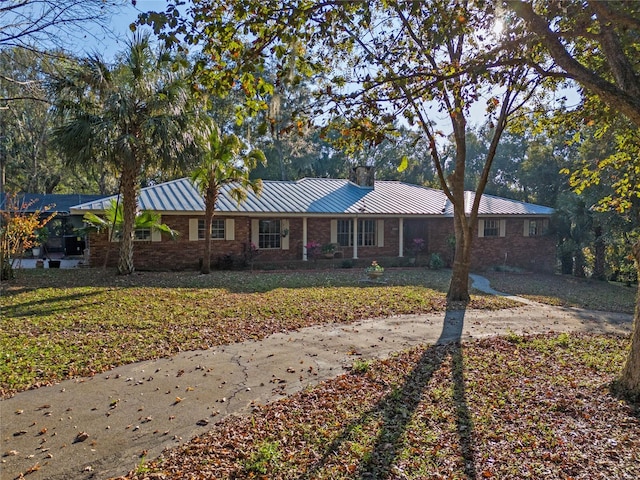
[
  {"x1": 523, "y1": 218, "x2": 548, "y2": 237},
  {"x1": 190, "y1": 218, "x2": 235, "y2": 241}
]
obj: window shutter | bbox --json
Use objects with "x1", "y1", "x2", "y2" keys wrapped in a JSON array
[
  {"x1": 499, "y1": 219, "x2": 506, "y2": 237},
  {"x1": 188, "y1": 218, "x2": 199, "y2": 241},
  {"x1": 523, "y1": 220, "x2": 530, "y2": 237},
  {"x1": 225, "y1": 218, "x2": 235, "y2": 241},
  {"x1": 281, "y1": 219, "x2": 289, "y2": 250},
  {"x1": 377, "y1": 219, "x2": 384, "y2": 247},
  {"x1": 251, "y1": 219, "x2": 259, "y2": 246},
  {"x1": 151, "y1": 229, "x2": 161, "y2": 242},
  {"x1": 330, "y1": 219, "x2": 338, "y2": 244},
  {"x1": 478, "y1": 219, "x2": 485, "y2": 238}
]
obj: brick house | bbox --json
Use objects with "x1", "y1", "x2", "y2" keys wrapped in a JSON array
[{"x1": 70, "y1": 168, "x2": 556, "y2": 272}]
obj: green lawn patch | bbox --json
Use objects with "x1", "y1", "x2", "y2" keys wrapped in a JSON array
[
  {"x1": 482, "y1": 272, "x2": 637, "y2": 314},
  {"x1": 1, "y1": 268, "x2": 515, "y2": 397}
]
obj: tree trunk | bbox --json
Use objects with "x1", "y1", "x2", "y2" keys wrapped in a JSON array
[
  {"x1": 447, "y1": 213, "x2": 473, "y2": 302},
  {"x1": 118, "y1": 162, "x2": 137, "y2": 275},
  {"x1": 201, "y1": 183, "x2": 218, "y2": 275},
  {"x1": 513, "y1": 1, "x2": 640, "y2": 127},
  {"x1": 593, "y1": 225, "x2": 607, "y2": 280},
  {"x1": 559, "y1": 240, "x2": 573, "y2": 275},
  {"x1": 618, "y1": 239, "x2": 640, "y2": 397},
  {"x1": 573, "y1": 248, "x2": 586, "y2": 278},
  {"x1": 201, "y1": 211, "x2": 212, "y2": 274}
]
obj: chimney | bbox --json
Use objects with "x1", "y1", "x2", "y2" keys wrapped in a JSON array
[{"x1": 349, "y1": 166, "x2": 375, "y2": 188}]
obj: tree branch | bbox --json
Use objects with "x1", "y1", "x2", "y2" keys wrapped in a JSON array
[{"x1": 511, "y1": 1, "x2": 640, "y2": 127}]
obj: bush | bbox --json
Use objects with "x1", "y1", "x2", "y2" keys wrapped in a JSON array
[
  {"x1": 215, "y1": 254, "x2": 235, "y2": 270},
  {"x1": 428, "y1": 252, "x2": 445, "y2": 270}
]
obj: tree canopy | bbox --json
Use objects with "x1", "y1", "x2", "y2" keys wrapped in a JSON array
[{"x1": 51, "y1": 33, "x2": 203, "y2": 274}]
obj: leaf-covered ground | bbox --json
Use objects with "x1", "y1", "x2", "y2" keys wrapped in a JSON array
[
  {"x1": 124, "y1": 333, "x2": 639, "y2": 480},
  {"x1": 482, "y1": 272, "x2": 637, "y2": 314},
  {"x1": 1, "y1": 269, "x2": 515, "y2": 398}
]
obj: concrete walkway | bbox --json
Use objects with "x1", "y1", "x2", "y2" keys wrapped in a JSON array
[
  {"x1": 1, "y1": 277, "x2": 633, "y2": 480},
  {"x1": 10, "y1": 256, "x2": 83, "y2": 269}
]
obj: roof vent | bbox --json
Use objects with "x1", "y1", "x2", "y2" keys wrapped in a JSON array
[{"x1": 349, "y1": 166, "x2": 375, "y2": 188}]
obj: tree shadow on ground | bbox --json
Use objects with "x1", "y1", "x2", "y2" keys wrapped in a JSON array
[{"x1": 298, "y1": 307, "x2": 477, "y2": 479}]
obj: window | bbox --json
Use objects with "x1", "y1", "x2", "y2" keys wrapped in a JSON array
[
  {"x1": 134, "y1": 228, "x2": 151, "y2": 241},
  {"x1": 198, "y1": 219, "x2": 225, "y2": 240},
  {"x1": 337, "y1": 219, "x2": 352, "y2": 247},
  {"x1": 483, "y1": 219, "x2": 499, "y2": 237},
  {"x1": 525, "y1": 219, "x2": 548, "y2": 237},
  {"x1": 336, "y1": 219, "x2": 376, "y2": 247},
  {"x1": 258, "y1": 219, "x2": 281, "y2": 249},
  {"x1": 111, "y1": 228, "x2": 151, "y2": 241},
  {"x1": 359, "y1": 219, "x2": 376, "y2": 246}
]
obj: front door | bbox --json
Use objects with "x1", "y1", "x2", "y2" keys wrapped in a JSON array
[{"x1": 403, "y1": 219, "x2": 428, "y2": 255}]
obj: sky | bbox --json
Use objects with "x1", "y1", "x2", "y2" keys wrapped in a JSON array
[{"x1": 77, "y1": 1, "x2": 170, "y2": 59}]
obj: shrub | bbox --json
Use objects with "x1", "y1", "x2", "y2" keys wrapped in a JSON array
[{"x1": 428, "y1": 252, "x2": 445, "y2": 270}]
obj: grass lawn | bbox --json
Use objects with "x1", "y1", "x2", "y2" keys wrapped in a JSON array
[
  {"x1": 2, "y1": 267, "x2": 638, "y2": 477},
  {"x1": 1, "y1": 268, "x2": 515, "y2": 398},
  {"x1": 482, "y1": 271, "x2": 637, "y2": 314}
]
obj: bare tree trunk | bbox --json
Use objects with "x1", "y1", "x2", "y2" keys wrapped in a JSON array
[
  {"x1": 448, "y1": 212, "x2": 473, "y2": 302},
  {"x1": 202, "y1": 211, "x2": 212, "y2": 274},
  {"x1": 118, "y1": 162, "x2": 137, "y2": 275},
  {"x1": 593, "y1": 225, "x2": 607, "y2": 280},
  {"x1": 619, "y1": 239, "x2": 640, "y2": 397}
]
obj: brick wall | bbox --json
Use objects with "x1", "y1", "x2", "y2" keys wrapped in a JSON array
[
  {"x1": 86, "y1": 215, "x2": 555, "y2": 273},
  {"x1": 424, "y1": 217, "x2": 556, "y2": 273}
]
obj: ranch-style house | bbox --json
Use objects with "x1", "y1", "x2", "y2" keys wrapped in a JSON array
[{"x1": 70, "y1": 167, "x2": 556, "y2": 272}]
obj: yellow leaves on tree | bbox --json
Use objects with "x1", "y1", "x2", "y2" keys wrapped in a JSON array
[{"x1": 1, "y1": 194, "x2": 55, "y2": 279}]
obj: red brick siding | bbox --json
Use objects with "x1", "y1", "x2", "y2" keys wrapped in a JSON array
[
  {"x1": 86, "y1": 215, "x2": 554, "y2": 272},
  {"x1": 424, "y1": 217, "x2": 555, "y2": 273},
  {"x1": 471, "y1": 219, "x2": 556, "y2": 273}
]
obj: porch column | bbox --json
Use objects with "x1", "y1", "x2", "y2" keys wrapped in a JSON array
[
  {"x1": 353, "y1": 217, "x2": 358, "y2": 259},
  {"x1": 302, "y1": 217, "x2": 308, "y2": 261},
  {"x1": 398, "y1": 217, "x2": 404, "y2": 257}
]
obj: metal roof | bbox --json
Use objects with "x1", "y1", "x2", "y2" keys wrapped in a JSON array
[
  {"x1": 70, "y1": 177, "x2": 554, "y2": 217},
  {"x1": 443, "y1": 191, "x2": 555, "y2": 216},
  {"x1": 1, "y1": 193, "x2": 105, "y2": 214}
]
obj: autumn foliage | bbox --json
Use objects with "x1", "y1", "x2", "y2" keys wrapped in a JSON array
[{"x1": 0, "y1": 194, "x2": 54, "y2": 280}]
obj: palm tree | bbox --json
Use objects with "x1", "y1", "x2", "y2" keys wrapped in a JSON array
[
  {"x1": 192, "y1": 123, "x2": 264, "y2": 274},
  {"x1": 51, "y1": 33, "x2": 200, "y2": 274},
  {"x1": 79, "y1": 199, "x2": 179, "y2": 239}
]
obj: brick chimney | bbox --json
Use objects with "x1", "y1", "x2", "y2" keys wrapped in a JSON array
[{"x1": 349, "y1": 166, "x2": 375, "y2": 188}]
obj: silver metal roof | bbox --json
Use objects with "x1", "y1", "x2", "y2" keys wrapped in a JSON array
[
  {"x1": 70, "y1": 177, "x2": 554, "y2": 217},
  {"x1": 442, "y1": 191, "x2": 555, "y2": 216}
]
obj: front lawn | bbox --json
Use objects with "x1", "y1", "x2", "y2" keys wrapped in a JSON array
[
  {"x1": 482, "y1": 272, "x2": 637, "y2": 314},
  {"x1": 1, "y1": 268, "x2": 513, "y2": 398}
]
